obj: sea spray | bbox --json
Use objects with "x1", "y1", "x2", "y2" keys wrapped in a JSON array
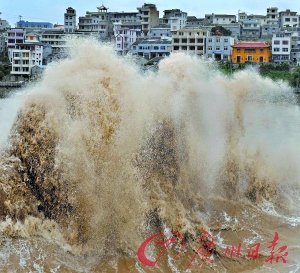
[{"x1": 0, "y1": 38, "x2": 299, "y2": 271}]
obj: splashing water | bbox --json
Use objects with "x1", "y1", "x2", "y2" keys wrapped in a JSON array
[{"x1": 0, "y1": 38, "x2": 300, "y2": 272}]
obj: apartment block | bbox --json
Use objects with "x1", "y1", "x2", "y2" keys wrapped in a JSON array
[
  {"x1": 64, "y1": 7, "x2": 76, "y2": 33},
  {"x1": 278, "y1": 9, "x2": 299, "y2": 27},
  {"x1": 160, "y1": 9, "x2": 187, "y2": 32},
  {"x1": 137, "y1": 3, "x2": 159, "y2": 35},
  {"x1": 172, "y1": 29, "x2": 209, "y2": 56},
  {"x1": 241, "y1": 19, "x2": 262, "y2": 38},
  {"x1": 205, "y1": 36, "x2": 235, "y2": 61},
  {"x1": 16, "y1": 20, "x2": 53, "y2": 29},
  {"x1": 131, "y1": 39, "x2": 172, "y2": 59},
  {"x1": 6, "y1": 28, "x2": 25, "y2": 51},
  {"x1": 272, "y1": 32, "x2": 292, "y2": 63}
]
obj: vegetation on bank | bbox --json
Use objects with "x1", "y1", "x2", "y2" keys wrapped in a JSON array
[
  {"x1": 0, "y1": 52, "x2": 10, "y2": 80},
  {"x1": 217, "y1": 60, "x2": 300, "y2": 89}
]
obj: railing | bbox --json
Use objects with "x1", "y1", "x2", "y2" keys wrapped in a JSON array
[{"x1": 0, "y1": 81, "x2": 25, "y2": 87}]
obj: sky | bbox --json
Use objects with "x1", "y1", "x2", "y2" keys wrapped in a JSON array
[{"x1": 1, "y1": 0, "x2": 300, "y2": 27}]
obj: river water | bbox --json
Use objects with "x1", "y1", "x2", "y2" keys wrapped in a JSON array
[{"x1": 0, "y1": 39, "x2": 300, "y2": 272}]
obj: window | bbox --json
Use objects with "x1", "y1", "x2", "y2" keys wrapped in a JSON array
[
  {"x1": 182, "y1": 39, "x2": 187, "y2": 43},
  {"x1": 224, "y1": 46, "x2": 228, "y2": 50},
  {"x1": 174, "y1": 39, "x2": 179, "y2": 43},
  {"x1": 154, "y1": 46, "x2": 159, "y2": 50},
  {"x1": 197, "y1": 38, "x2": 203, "y2": 43},
  {"x1": 216, "y1": 46, "x2": 220, "y2": 50},
  {"x1": 245, "y1": 49, "x2": 256, "y2": 53},
  {"x1": 208, "y1": 38, "x2": 212, "y2": 42},
  {"x1": 216, "y1": 38, "x2": 220, "y2": 42},
  {"x1": 285, "y1": 18, "x2": 290, "y2": 22},
  {"x1": 237, "y1": 48, "x2": 241, "y2": 53},
  {"x1": 282, "y1": 48, "x2": 288, "y2": 52},
  {"x1": 160, "y1": 46, "x2": 165, "y2": 50},
  {"x1": 282, "y1": 40, "x2": 289, "y2": 45},
  {"x1": 189, "y1": 39, "x2": 195, "y2": 43},
  {"x1": 260, "y1": 49, "x2": 264, "y2": 53},
  {"x1": 274, "y1": 40, "x2": 280, "y2": 45},
  {"x1": 273, "y1": 48, "x2": 280, "y2": 52},
  {"x1": 197, "y1": 46, "x2": 203, "y2": 50},
  {"x1": 292, "y1": 18, "x2": 297, "y2": 22},
  {"x1": 208, "y1": 46, "x2": 212, "y2": 50},
  {"x1": 224, "y1": 38, "x2": 228, "y2": 42}
]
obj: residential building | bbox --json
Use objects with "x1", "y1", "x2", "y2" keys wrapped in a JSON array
[
  {"x1": 231, "y1": 42, "x2": 271, "y2": 64},
  {"x1": 186, "y1": 16, "x2": 204, "y2": 27},
  {"x1": 0, "y1": 18, "x2": 10, "y2": 31},
  {"x1": 205, "y1": 36, "x2": 235, "y2": 61},
  {"x1": 113, "y1": 22, "x2": 139, "y2": 55},
  {"x1": 9, "y1": 43, "x2": 43, "y2": 79},
  {"x1": 205, "y1": 14, "x2": 236, "y2": 24},
  {"x1": 137, "y1": 3, "x2": 159, "y2": 35},
  {"x1": 159, "y1": 9, "x2": 187, "y2": 33},
  {"x1": 272, "y1": 32, "x2": 292, "y2": 63},
  {"x1": 278, "y1": 9, "x2": 299, "y2": 27},
  {"x1": 172, "y1": 29, "x2": 209, "y2": 56},
  {"x1": 16, "y1": 20, "x2": 53, "y2": 29},
  {"x1": 110, "y1": 11, "x2": 141, "y2": 24},
  {"x1": 266, "y1": 7, "x2": 279, "y2": 26},
  {"x1": 64, "y1": 7, "x2": 76, "y2": 33},
  {"x1": 39, "y1": 30, "x2": 67, "y2": 58},
  {"x1": 6, "y1": 28, "x2": 25, "y2": 51},
  {"x1": 291, "y1": 32, "x2": 300, "y2": 64},
  {"x1": 130, "y1": 39, "x2": 172, "y2": 59},
  {"x1": 150, "y1": 26, "x2": 171, "y2": 37},
  {"x1": 78, "y1": 5, "x2": 113, "y2": 37},
  {"x1": 241, "y1": 19, "x2": 261, "y2": 38}
]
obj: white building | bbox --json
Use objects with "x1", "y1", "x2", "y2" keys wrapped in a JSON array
[
  {"x1": 160, "y1": 9, "x2": 187, "y2": 33},
  {"x1": 278, "y1": 9, "x2": 299, "y2": 28},
  {"x1": 113, "y1": 22, "x2": 139, "y2": 55},
  {"x1": 64, "y1": 7, "x2": 76, "y2": 33},
  {"x1": 272, "y1": 32, "x2": 291, "y2": 63},
  {"x1": 9, "y1": 43, "x2": 43, "y2": 78},
  {"x1": 205, "y1": 36, "x2": 235, "y2": 61},
  {"x1": 211, "y1": 14, "x2": 236, "y2": 24},
  {"x1": 0, "y1": 18, "x2": 10, "y2": 31}
]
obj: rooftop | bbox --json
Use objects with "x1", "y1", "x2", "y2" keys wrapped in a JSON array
[{"x1": 232, "y1": 42, "x2": 270, "y2": 48}]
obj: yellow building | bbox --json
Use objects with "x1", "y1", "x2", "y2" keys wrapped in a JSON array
[{"x1": 231, "y1": 42, "x2": 271, "y2": 64}]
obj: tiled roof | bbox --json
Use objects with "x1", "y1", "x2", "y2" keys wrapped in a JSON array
[{"x1": 232, "y1": 42, "x2": 270, "y2": 48}]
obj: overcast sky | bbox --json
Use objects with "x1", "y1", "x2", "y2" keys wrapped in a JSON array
[{"x1": 1, "y1": 0, "x2": 300, "y2": 26}]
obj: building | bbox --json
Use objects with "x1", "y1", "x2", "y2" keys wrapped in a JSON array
[
  {"x1": 64, "y1": 7, "x2": 77, "y2": 33},
  {"x1": 241, "y1": 19, "x2": 261, "y2": 38},
  {"x1": 110, "y1": 11, "x2": 141, "y2": 24},
  {"x1": 266, "y1": 7, "x2": 279, "y2": 26},
  {"x1": 130, "y1": 39, "x2": 172, "y2": 59},
  {"x1": 16, "y1": 20, "x2": 53, "y2": 29},
  {"x1": 231, "y1": 42, "x2": 271, "y2": 64},
  {"x1": 278, "y1": 9, "x2": 299, "y2": 28},
  {"x1": 291, "y1": 32, "x2": 300, "y2": 64},
  {"x1": 137, "y1": 3, "x2": 159, "y2": 35},
  {"x1": 172, "y1": 29, "x2": 209, "y2": 56},
  {"x1": 205, "y1": 36, "x2": 235, "y2": 61},
  {"x1": 6, "y1": 28, "x2": 25, "y2": 51},
  {"x1": 159, "y1": 9, "x2": 187, "y2": 33},
  {"x1": 78, "y1": 5, "x2": 113, "y2": 37},
  {"x1": 39, "y1": 30, "x2": 67, "y2": 58},
  {"x1": 9, "y1": 43, "x2": 43, "y2": 79},
  {"x1": 271, "y1": 32, "x2": 292, "y2": 63},
  {"x1": 0, "y1": 18, "x2": 10, "y2": 31},
  {"x1": 150, "y1": 26, "x2": 171, "y2": 37},
  {"x1": 205, "y1": 14, "x2": 236, "y2": 24},
  {"x1": 113, "y1": 22, "x2": 139, "y2": 55}
]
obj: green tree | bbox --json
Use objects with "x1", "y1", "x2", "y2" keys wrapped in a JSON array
[{"x1": 210, "y1": 26, "x2": 232, "y2": 36}]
